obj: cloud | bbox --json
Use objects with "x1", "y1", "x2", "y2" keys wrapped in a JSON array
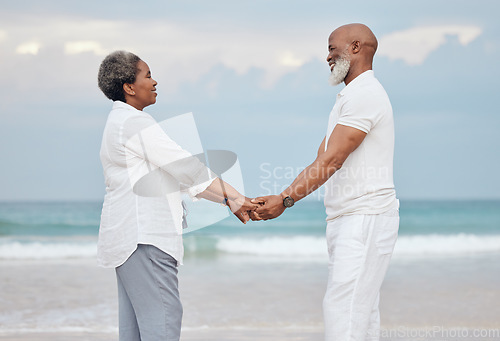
[
  {"x1": 378, "y1": 25, "x2": 482, "y2": 65},
  {"x1": 0, "y1": 14, "x2": 327, "y2": 92},
  {"x1": 279, "y1": 52, "x2": 305, "y2": 67},
  {"x1": 16, "y1": 41, "x2": 41, "y2": 55},
  {"x1": 0, "y1": 29, "x2": 6, "y2": 42},
  {"x1": 64, "y1": 41, "x2": 107, "y2": 55}
]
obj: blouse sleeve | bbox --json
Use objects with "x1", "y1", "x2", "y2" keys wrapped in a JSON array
[{"x1": 122, "y1": 114, "x2": 216, "y2": 199}]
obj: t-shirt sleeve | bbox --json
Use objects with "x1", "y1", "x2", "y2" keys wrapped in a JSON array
[
  {"x1": 122, "y1": 114, "x2": 216, "y2": 199},
  {"x1": 337, "y1": 94, "x2": 381, "y2": 134}
]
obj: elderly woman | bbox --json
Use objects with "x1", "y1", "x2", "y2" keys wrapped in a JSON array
[{"x1": 97, "y1": 51, "x2": 256, "y2": 341}]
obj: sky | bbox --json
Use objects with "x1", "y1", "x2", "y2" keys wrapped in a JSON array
[{"x1": 0, "y1": 0, "x2": 499, "y2": 201}]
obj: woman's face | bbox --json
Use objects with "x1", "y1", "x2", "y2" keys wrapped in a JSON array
[{"x1": 126, "y1": 60, "x2": 158, "y2": 110}]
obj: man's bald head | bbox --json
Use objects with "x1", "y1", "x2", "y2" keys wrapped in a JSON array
[
  {"x1": 331, "y1": 24, "x2": 378, "y2": 54},
  {"x1": 326, "y1": 23, "x2": 378, "y2": 85}
]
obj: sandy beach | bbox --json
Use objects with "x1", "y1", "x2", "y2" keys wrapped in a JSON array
[{"x1": 1, "y1": 253, "x2": 499, "y2": 341}]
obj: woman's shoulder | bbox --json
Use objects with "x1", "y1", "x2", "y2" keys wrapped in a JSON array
[{"x1": 108, "y1": 102, "x2": 155, "y2": 124}]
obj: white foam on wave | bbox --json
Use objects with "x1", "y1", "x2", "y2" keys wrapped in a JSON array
[
  {"x1": 0, "y1": 241, "x2": 97, "y2": 260},
  {"x1": 217, "y1": 236, "x2": 327, "y2": 258},
  {"x1": 393, "y1": 233, "x2": 500, "y2": 256},
  {"x1": 1, "y1": 234, "x2": 499, "y2": 260},
  {"x1": 216, "y1": 234, "x2": 500, "y2": 258}
]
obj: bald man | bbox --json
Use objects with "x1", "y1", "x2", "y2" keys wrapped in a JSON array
[{"x1": 251, "y1": 24, "x2": 399, "y2": 340}]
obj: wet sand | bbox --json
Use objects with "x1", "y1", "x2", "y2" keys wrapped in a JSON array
[{"x1": 0, "y1": 255, "x2": 499, "y2": 340}]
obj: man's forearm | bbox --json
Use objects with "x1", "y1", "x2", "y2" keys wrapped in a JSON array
[{"x1": 281, "y1": 157, "x2": 338, "y2": 202}]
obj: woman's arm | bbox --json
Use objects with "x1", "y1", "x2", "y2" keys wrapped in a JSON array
[{"x1": 196, "y1": 178, "x2": 259, "y2": 224}]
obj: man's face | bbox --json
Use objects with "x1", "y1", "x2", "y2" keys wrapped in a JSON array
[{"x1": 326, "y1": 31, "x2": 350, "y2": 86}]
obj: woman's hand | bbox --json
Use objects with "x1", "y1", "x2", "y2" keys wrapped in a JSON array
[
  {"x1": 228, "y1": 195, "x2": 260, "y2": 224},
  {"x1": 196, "y1": 178, "x2": 259, "y2": 224}
]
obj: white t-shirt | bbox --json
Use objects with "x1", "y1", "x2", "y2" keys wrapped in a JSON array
[
  {"x1": 98, "y1": 101, "x2": 215, "y2": 268},
  {"x1": 324, "y1": 70, "x2": 397, "y2": 221}
]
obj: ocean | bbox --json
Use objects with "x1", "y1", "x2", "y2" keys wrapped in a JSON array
[
  {"x1": 0, "y1": 200, "x2": 499, "y2": 261},
  {"x1": 1, "y1": 199, "x2": 499, "y2": 340}
]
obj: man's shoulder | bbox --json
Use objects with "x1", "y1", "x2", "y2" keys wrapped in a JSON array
[
  {"x1": 347, "y1": 77, "x2": 389, "y2": 104},
  {"x1": 343, "y1": 83, "x2": 385, "y2": 106}
]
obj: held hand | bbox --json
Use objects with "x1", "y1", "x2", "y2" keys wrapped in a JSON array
[
  {"x1": 250, "y1": 195, "x2": 286, "y2": 221},
  {"x1": 228, "y1": 196, "x2": 260, "y2": 224}
]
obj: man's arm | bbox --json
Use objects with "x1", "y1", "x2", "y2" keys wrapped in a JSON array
[
  {"x1": 251, "y1": 125, "x2": 366, "y2": 220},
  {"x1": 317, "y1": 136, "x2": 326, "y2": 158}
]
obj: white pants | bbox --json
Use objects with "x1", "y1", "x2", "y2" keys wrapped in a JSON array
[{"x1": 323, "y1": 209, "x2": 399, "y2": 341}]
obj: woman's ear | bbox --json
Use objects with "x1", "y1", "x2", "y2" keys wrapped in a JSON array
[{"x1": 123, "y1": 83, "x2": 135, "y2": 96}]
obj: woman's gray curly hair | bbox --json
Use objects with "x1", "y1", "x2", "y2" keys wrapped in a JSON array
[{"x1": 98, "y1": 51, "x2": 141, "y2": 102}]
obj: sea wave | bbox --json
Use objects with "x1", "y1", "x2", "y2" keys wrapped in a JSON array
[
  {"x1": 216, "y1": 234, "x2": 500, "y2": 258},
  {"x1": 394, "y1": 234, "x2": 500, "y2": 256},
  {"x1": 0, "y1": 241, "x2": 97, "y2": 260},
  {"x1": 1, "y1": 234, "x2": 499, "y2": 260},
  {"x1": 217, "y1": 236, "x2": 327, "y2": 257}
]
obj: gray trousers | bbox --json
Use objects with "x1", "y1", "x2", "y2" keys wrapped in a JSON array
[{"x1": 115, "y1": 244, "x2": 183, "y2": 341}]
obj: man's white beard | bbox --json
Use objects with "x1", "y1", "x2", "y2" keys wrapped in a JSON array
[{"x1": 328, "y1": 55, "x2": 350, "y2": 86}]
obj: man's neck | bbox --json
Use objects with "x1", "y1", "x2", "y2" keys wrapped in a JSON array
[{"x1": 344, "y1": 64, "x2": 372, "y2": 86}]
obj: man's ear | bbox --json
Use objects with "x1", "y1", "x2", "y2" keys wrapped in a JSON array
[
  {"x1": 123, "y1": 83, "x2": 135, "y2": 96},
  {"x1": 351, "y1": 41, "x2": 361, "y2": 54}
]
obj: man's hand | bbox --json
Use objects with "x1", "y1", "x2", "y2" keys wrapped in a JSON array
[
  {"x1": 250, "y1": 195, "x2": 286, "y2": 221},
  {"x1": 229, "y1": 196, "x2": 259, "y2": 224}
]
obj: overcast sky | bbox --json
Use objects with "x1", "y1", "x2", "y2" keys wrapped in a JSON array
[{"x1": 1, "y1": 0, "x2": 499, "y2": 201}]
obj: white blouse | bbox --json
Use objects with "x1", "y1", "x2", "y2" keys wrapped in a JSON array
[{"x1": 97, "y1": 101, "x2": 215, "y2": 268}]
